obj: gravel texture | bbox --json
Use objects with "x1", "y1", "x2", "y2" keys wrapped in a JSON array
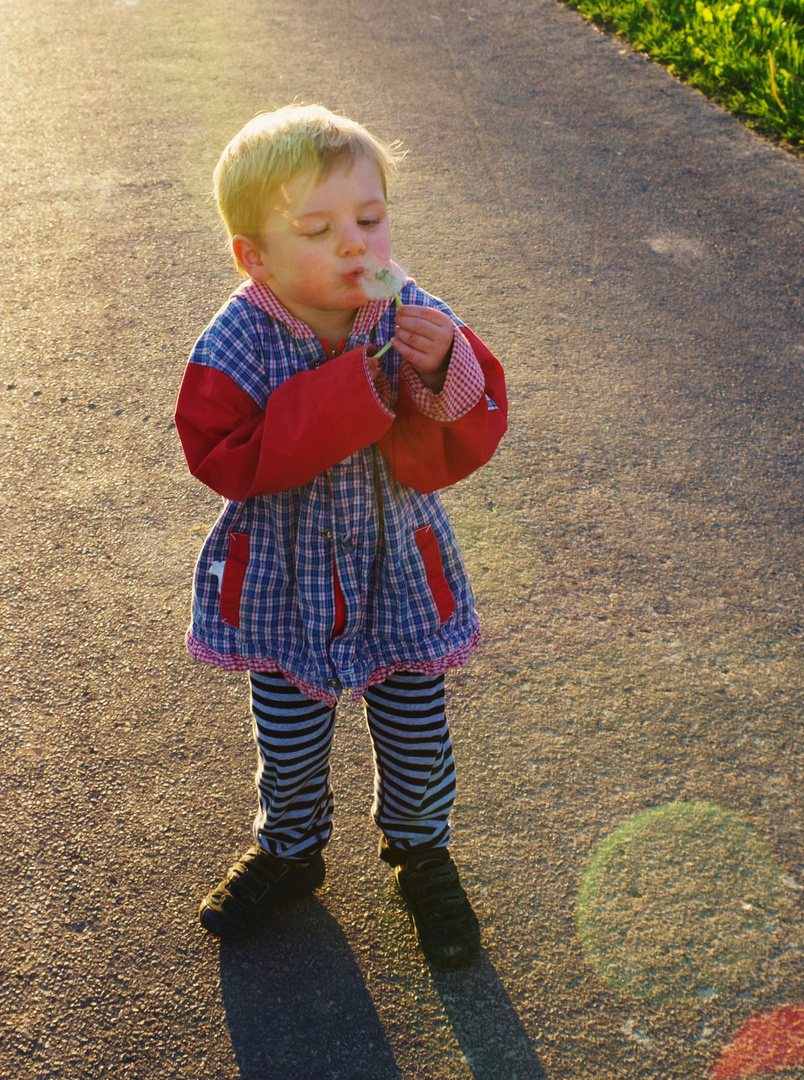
[{"x1": 1, "y1": 0, "x2": 803, "y2": 1077}]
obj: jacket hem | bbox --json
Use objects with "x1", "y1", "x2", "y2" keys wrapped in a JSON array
[{"x1": 185, "y1": 627, "x2": 482, "y2": 706}]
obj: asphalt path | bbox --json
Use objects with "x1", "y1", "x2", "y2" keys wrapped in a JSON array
[{"x1": 1, "y1": 0, "x2": 803, "y2": 1078}]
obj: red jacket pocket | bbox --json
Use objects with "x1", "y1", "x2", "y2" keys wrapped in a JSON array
[
  {"x1": 332, "y1": 557, "x2": 346, "y2": 638},
  {"x1": 220, "y1": 532, "x2": 249, "y2": 628},
  {"x1": 414, "y1": 525, "x2": 456, "y2": 624}
]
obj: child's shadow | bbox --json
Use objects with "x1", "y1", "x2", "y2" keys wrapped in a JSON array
[
  {"x1": 429, "y1": 955, "x2": 549, "y2": 1079},
  {"x1": 219, "y1": 897, "x2": 402, "y2": 1080},
  {"x1": 220, "y1": 895, "x2": 547, "y2": 1080}
]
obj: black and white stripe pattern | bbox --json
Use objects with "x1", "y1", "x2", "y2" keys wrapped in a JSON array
[
  {"x1": 248, "y1": 670, "x2": 455, "y2": 860},
  {"x1": 250, "y1": 672, "x2": 337, "y2": 860},
  {"x1": 363, "y1": 672, "x2": 454, "y2": 853}
]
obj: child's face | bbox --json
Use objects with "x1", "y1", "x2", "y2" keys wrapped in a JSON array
[{"x1": 239, "y1": 155, "x2": 392, "y2": 331}]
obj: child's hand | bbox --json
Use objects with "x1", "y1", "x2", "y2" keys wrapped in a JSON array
[
  {"x1": 392, "y1": 305, "x2": 454, "y2": 392},
  {"x1": 366, "y1": 353, "x2": 383, "y2": 384}
]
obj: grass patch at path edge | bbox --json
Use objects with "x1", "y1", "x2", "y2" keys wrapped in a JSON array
[{"x1": 562, "y1": 0, "x2": 804, "y2": 150}]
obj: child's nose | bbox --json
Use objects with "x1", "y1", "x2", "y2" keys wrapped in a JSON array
[{"x1": 338, "y1": 225, "x2": 367, "y2": 256}]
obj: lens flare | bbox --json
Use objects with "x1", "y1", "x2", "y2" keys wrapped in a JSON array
[
  {"x1": 710, "y1": 1006, "x2": 804, "y2": 1079},
  {"x1": 576, "y1": 802, "x2": 783, "y2": 1003}
]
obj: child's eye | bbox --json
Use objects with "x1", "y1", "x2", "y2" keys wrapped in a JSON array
[
  {"x1": 303, "y1": 225, "x2": 329, "y2": 239},
  {"x1": 359, "y1": 218, "x2": 382, "y2": 228}
]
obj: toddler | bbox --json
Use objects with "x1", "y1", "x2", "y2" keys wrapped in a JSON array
[{"x1": 175, "y1": 104, "x2": 507, "y2": 967}]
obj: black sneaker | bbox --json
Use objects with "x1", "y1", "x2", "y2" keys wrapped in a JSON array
[
  {"x1": 395, "y1": 848, "x2": 481, "y2": 968},
  {"x1": 199, "y1": 845, "x2": 325, "y2": 940}
]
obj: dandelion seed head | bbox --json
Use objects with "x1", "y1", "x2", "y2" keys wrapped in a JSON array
[{"x1": 360, "y1": 258, "x2": 408, "y2": 300}]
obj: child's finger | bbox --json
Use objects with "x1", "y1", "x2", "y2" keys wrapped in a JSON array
[
  {"x1": 392, "y1": 335, "x2": 432, "y2": 362},
  {"x1": 395, "y1": 323, "x2": 434, "y2": 350},
  {"x1": 391, "y1": 334, "x2": 420, "y2": 359},
  {"x1": 392, "y1": 334, "x2": 449, "y2": 372},
  {"x1": 395, "y1": 312, "x2": 453, "y2": 343},
  {"x1": 395, "y1": 305, "x2": 449, "y2": 325},
  {"x1": 395, "y1": 319, "x2": 451, "y2": 358},
  {"x1": 395, "y1": 314, "x2": 439, "y2": 339},
  {"x1": 394, "y1": 306, "x2": 450, "y2": 333},
  {"x1": 365, "y1": 354, "x2": 381, "y2": 381}
]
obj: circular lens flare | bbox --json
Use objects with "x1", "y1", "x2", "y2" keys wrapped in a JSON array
[
  {"x1": 576, "y1": 802, "x2": 783, "y2": 1002},
  {"x1": 710, "y1": 1006, "x2": 804, "y2": 1079}
]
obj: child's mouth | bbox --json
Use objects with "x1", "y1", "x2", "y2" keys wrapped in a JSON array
[{"x1": 342, "y1": 269, "x2": 366, "y2": 284}]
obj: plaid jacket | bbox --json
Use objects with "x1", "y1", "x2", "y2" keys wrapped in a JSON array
[{"x1": 175, "y1": 278, "x2": 507, "y2": 705}]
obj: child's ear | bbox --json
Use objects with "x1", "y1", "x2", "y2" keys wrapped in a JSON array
[{"x1": 232, "y1": 234, "x2": 269, "y2": 281}]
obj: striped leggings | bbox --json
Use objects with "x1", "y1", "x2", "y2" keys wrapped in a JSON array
[{"x1": 248, "y1": 670, "x2": 456, "y2": 863}]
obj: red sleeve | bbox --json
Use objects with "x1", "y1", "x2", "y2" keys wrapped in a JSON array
[
  {"x1": 377, "y1": 326, "x2": 508, "y2": 494},
  {"x1": 175, "y1": 345, "x2": 395, "y2": 500}
]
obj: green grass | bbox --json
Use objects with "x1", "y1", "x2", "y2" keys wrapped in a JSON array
[{"x1": 564, "y1": 0, "x2": 804, "y2": 150}]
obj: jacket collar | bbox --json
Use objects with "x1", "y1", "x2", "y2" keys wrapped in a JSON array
[{"x1": 234, "y1": 279, "x2": 396, "y2": 340}]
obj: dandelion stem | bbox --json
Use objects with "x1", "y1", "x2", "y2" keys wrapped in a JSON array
[{"x1": 372, "y1": 293, "x2": 402, "y2": 358}]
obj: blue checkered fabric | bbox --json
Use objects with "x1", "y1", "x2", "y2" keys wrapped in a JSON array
[{"x1": 184, "y1": 281, "x2": 482, "y2": 703}]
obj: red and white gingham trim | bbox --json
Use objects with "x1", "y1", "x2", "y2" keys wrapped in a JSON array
[
  {"x1": 356, "y1": 628, "x2": 481, "y2": 701},
  {"x1": 236, "y1": 280, "x2": 396, "y2": 414},
  {"x1": 234, "y1": 279, "x2": 483, "y2": 425},
  {"x1": 187, "y1": 628, "x2": 481, "y2": 707},
  {"x1": 366, "y1": 361, "x2": 394, "y2": 416},
  {"x1": 400, "y1": 327, "x2": 485, "y2": 422},
  {"x1": 235, "y1": 279, "x2": 392, "y2": 340},
  {"x1": 354, "y1": 295, "x2": 395, "y2": 336}
]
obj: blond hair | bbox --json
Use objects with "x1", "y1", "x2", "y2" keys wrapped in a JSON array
[{"x1": 213, "y1": 104, "x2": 404, "y2": 239}]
